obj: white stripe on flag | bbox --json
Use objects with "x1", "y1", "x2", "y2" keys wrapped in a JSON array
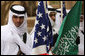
[{"x1": 31, "y1": 45, "x2": 47, "y2": 55}]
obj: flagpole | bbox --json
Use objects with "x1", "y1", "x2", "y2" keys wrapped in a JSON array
[{"x1": 61, "y1": 1, "x2": 63, "y2": 23}]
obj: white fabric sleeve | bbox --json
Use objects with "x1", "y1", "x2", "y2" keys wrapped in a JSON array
[
  {"x1": 1, "y1": 40, "x2": 5, "y2": 55},
  {"x1": 1, "y1": 39, "x2": 9, "y2": 55},
  {"x1": 18, "y1": 33, "x2": 33, "y2": 55},
  {"x1": 25, "y1": 33, "x2": 33, "y2": 55}
]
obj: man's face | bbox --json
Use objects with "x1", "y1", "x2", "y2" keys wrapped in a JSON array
[
  {"x1": 12, "y1": 15, "x2": 24, "y2": 27},
  {"x1": 49, "y1": 12, "x2": 56, "y2": 22}
]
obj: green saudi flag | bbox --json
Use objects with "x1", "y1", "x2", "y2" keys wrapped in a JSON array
[{"x1": 52, "y1": 1, "x2": 82, "y2": 55}]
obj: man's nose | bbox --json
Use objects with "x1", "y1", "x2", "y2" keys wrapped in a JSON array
[
  {"x1": 17, "y1": 18, "x2": 21, "y2": 22},
  {"x1": 52, "y1": 16, "x2": 55, "y2": 19}
]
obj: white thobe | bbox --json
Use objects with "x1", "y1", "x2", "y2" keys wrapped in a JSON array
[{"x1": 1, "y1": 25, "x2": 33, "y2": 55}]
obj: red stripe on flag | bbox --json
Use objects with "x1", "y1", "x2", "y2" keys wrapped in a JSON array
[{"x1": 40, "y1": 53, "x2": 49, "y2": 55}]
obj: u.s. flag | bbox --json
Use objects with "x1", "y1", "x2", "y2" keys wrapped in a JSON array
[
  {"x1": 31, "y1": 1, "x2": 53, "y2": 55},
  {"x1": 63, "y1": 1, "x2": 67, "y2": 19}
]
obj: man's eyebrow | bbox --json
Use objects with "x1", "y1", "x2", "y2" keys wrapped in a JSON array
[
  {"x1": 13, "y1": 15, "x2": 24, "y2": 17},
  {"x1": 13, "y1": 15, "x2": 18, "y2": 17}
]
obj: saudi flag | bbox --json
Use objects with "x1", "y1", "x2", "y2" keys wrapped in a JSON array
[{"x1": 52, "y1": 1, "x2": 82, "y2": 55}]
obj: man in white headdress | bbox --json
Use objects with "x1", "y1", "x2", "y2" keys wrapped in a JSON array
[
  {"x1": 1, "y1": 5, "x2": 33, "y2": 55},
  {"x1": 78, "y1": 15, "x2": 84, "y2": 55},
  {"x1": 48, "y1": 5, "x2": 59, "y2": 47},
  {"x1": 55, "y1": 8, "x2": 70, "y2": 34}
]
